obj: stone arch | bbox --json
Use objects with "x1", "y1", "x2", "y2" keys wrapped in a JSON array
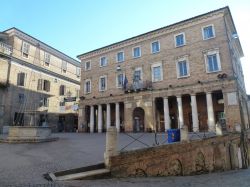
[
  {"x1": 195, "y1": 151, "x2": 207, "y2": 174},
  {"x1": 133, "y1": 107, "x2": 145, "y2": 132},
  {"x1": 168, "y1": 159, "x2": 183, "y2": 176}
]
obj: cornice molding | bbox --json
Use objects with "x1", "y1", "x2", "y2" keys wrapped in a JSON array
[
  {"x1": 6, "y1": 28, "x2": 80, "y2": 67},
  {"x1": 78, "y1": 10, "x2": 225, "y2": 60}
]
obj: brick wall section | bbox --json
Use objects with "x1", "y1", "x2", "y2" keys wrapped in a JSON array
[{"x1": 109, "y1": 134, "x2": 243, "y2": 177}]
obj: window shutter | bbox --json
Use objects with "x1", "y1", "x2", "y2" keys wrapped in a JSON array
[
  {"x1": 46, "y1": 81, "x2": 50, "y2": 92},
  {"x1": 17, "y1": 73, "x2": 21, "y2": 85},
  {"x1": 37, "y1": 79, "x2": 43, "y2": 90}
]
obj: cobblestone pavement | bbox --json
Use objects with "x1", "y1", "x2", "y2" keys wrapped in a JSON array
[{"x1": 1, "y1": 133, "x2": 250, "y2": 187}]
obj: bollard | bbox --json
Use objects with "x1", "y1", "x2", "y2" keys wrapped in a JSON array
[
  {"x1": 180, "y1": 125, "x2": 189, "y2": 142},
  {"x1": 104, "y1": 126, "x2": 118, "y2": 168}
]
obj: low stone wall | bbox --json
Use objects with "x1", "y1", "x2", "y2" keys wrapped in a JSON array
[{"x1": 109, "y1": 134, "x2": 243, "y2": 177}]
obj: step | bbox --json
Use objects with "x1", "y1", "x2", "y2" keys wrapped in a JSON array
[{"x1": 54, "y1": 168, "x2": 110, "y2": 181}]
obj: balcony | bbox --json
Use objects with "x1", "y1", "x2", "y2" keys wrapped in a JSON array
[
  {"x1": 124, "y1": 80, "x2": 153, "y2": 93},
  {"x1": 0, "y1": 42, "x2": 12, "y2": 56}
]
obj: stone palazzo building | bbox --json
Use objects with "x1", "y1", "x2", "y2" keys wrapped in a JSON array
[
  {"x1": 0, "y1": 28, "x2": 81, "y2": 133},
  {"x1": 77, "y1": 7, "x2": 249, "y2": 133}
]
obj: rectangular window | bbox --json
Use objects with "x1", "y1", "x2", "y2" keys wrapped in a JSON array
[
  {"x1": 85, "y1": 61, "x2": 91, "y2": 70},
  {"x1": 62, "y1": 61, "x2": 67, "y2": 72},
  {"x1": 133, "y1": 47, "x2": 141, "y2": 58},
  {"x1": 18, "y1": 93, "x2": 25, "y2": 104},
  {"x1": 117, "y1": 73, "x2": 124, "y2": 88},
  {"x1": 151, "y1": 63, "x2": 163, "y2": 82},
  {"x1": 151, "y1": 41, "x2": 160, "y2": 53},
  {"x1": 177, "y1": 60, "x2": 189, "y2": 77},
  {"x1": 85, "y1": 80, "x2": 91, "y2": 94},
  {"x1": 59, "y1": 101, "x2": 65, "y2": 106},
  {"x1": 22, "y1": 42, "x2": 30, "y2": 58},
  {"x1": 100, "y1": 56, "x2": 107, "y2": 67},
  {"x1": 99, "y1": 76, "x2": 107, "y2": 91},
  {"x1": 76, "y1": 67, "x2": 81, "y2": 77},
  {"x1": 41, "y1": 98, "x2": 49, "y2": 107},
  {"x1": 203, "y1": 25, "x2": 215, "y2": 40},
  {"x1": 207, "y1": 54, "x2": 219, "y2": 72},
  {"x1": 17, "y1": 72, "x2": 25, "y2": 86},
  {"x1": 134, "y1": 69, "x2": 142, "y2": 82},
  {"x1": 59, "y1": 85, "x2": 66, "y2": 96},
  {"x1": 175, "y1": 33, "x2": 185, "y2": 47},
  {"x1": 44, "y1": 52, "x2": 50, "y2": 66},
  {"x1": 117, "y1": 51, "x2": 124, "y2": 62},
  {"x1": 37, "y1": 79, "x2": 50, "y2": 92}
]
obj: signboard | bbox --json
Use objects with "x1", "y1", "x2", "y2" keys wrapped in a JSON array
[{"x1": 64, "y1": 97, "x2": 76, "y2": 102}]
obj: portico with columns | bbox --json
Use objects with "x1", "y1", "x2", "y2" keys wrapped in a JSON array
[{"x1": 78, "y1": 88, "x2": 227, "y2": 133}]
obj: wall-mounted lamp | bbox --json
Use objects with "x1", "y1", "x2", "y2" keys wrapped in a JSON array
[{"x1": 116, "y1": 65, "x2": 121, "y2": 71}]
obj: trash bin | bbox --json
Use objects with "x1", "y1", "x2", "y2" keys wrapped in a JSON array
[{"x1": 167, "y1": 129, "x2": 180, "y2": 143}]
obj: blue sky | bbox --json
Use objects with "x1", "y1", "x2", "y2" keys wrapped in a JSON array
[{"x1": 1, "y1": 0, "x2": 250, "y2": 93}]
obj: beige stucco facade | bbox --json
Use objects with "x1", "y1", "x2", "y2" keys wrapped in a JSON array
[
  {"x1": 77, "y1": 7, "x2": 249, "y2": 133},
  {"x1": 0, "y1": 28, "x2": 80, "y2": 133}
]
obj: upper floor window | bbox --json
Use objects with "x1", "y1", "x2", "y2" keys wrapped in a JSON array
[
  {"x1": 175, "y1": 33, "x2": 185, "y2": 47},
  {"x1": 117, "y1": 73, "x2": 124, "y2": 88},
  {"x1": 18, "y1": 93, "x2": 25, "y2": 104},
  {"x1": 59, "y1": 85, "x2": 66, "y2": 96},
  {"x1": 85, "y1": 79, "x2": 91, "y2": 94},
  {"x1": 202, "y1": 25, "x2": 215, "y2": 40},
  {"x1": 99, "y1": 76, "x2": 107, "y2": 91},
  {"x1": 133, "y1": 67, "x2": 142, "y2": 82},
  {"x1": 151, "y1": 62, "x2": 163, "y2": 82},
  {"x1": 61, "y1": 61, "x2": 67, "y2": 73},
  {"x1": 85, "y1": 61, "x2": 91, "y2": 71},
  {"x1": 22, "y1": 42, "x2": 30, "y2": 58},
  {"x1": 76, "y1": 67, "x2": 81, "y2": 78},
  {"x1": 177, "y1": 59, "x2": 189, "y2": 78},
  {"x1": 204, "y1": 50, "x2": 221, "y2": 73},
  {"x1": 100, "y1": 56, "x2": 107, "y2": 67},
  {"x1": 151, "y1": 41, "x2": 160, "y2": 54},
  {"x1": 37, "y1": 79, "x2": 50, "y2": 92},
  {"x1": 75, "y1": 89, "x2": 80, "y2": 98},
  {"x1": 133, "y1": 47, "x2": 141, "y2": 58},
  {"x1": 117, "y1": 51, "x2": 124, "y2": 63},
  {"x1": 44, "y1": 52, "x2": 50, "y2": 66},
  {"x1": 17, "y1": 72, "x2": 25, "y2": 86},
  {"x1": 40, "y1": 97, "x2": 49, "y2": 107}
]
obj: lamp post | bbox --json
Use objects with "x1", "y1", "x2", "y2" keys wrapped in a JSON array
[{"x1": 228, "y1": 32, "x2": 249, "y2": 169}]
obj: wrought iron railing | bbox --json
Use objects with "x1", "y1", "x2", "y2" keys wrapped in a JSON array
[{"x1": 124, "y1": 80, "x2": 152, "y2": 93}]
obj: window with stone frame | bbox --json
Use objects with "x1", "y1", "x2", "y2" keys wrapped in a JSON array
[
  {"x1": 203, "y1": 25, "x2": 215, "y2": 40},
  {"x1": 44, "y1": 52, "x2": 50, "y2": 66},
  {"x1": 117, "y1": 51, "x2": 124, "y2": 62},
  {"x1": 37, "y1": 79, "x2": 50, "y2": 92},
  {"x1": 17, "y1": 72, "x2": 25, "y2": 86},
  {"x1": 175, "y1": 33, "x2": 185, "y2": 47},
  {"x1": 22, "y1": 42, "x2": 30, "y2": 58},
  {"x1": 133, "y1": 47, "x2": 141, "y2": 58},
  {"x1": 85, "y1": 79, "x2": 91, "y2": 94},
  {"x1": 85, "y1": 61, "x2": 91, "y2": 71},
  {"x1": 100, "y1": 56, "x2": 107, "y2": 67},
  {"x1": 151, "y1": 41, "x2": 160, "y2": 53},
  {"x1": 99, "y1": 76, "x2": 107, "y2": 91},
  {"x1": 117, "y1": 73, "x2": 124, "y2": 88}
]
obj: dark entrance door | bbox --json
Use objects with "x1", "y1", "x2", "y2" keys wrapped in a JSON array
[{"x1": 133, "y1": 107, "x2": 145, "y2": 132}]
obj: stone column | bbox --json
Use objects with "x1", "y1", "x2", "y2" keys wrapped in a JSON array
[
  {"x1": 106, "y1": 103, "x2": 111, "y2": 129},
  {"x1": 206, "y1": 92, "x2": 215, "y2": 131},
  {"x1": 115, "y1": 103, "x2": 120, "y2": 132},
  {"x1": 177, "y1": 96, "x2": 184, "y2": 129},
  {"x1": 78, "y1": 106, "x2": 86, "y2": 132},
  {"x1": 90, "y1": 106, "x2": 94, "y2": 133},
  {"x1": 164, "y1": 97, "x2": 170, "y2": 132},
  {"x1": 191, "y1": 94, "x2": 199, "y2": 132},
  {"x1": 98, "y1": 105, "x2": 103, "y2": 133}
]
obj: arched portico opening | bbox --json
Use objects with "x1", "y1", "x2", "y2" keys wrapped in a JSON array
[{"x1": 133, "y1": 107, "x2": 145, "y2": 132}]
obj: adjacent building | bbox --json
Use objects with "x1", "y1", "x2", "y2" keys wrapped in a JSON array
[
  {"x1": 0, "y1": 28, "x2": 81, "y2": 133},
  {"x1": 77, "y1": 7, "x2": 249, "y2": 133}
]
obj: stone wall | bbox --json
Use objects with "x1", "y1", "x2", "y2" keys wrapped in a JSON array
[{"x1": 109, "y1": 134, "x2": 244, "y2": 177}]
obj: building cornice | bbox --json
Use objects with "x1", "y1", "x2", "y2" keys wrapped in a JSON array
[
  {"x1": 11, "y1": 56, "x2": 80, "y2": 85},
  {"x1": 4, "y1": 28, "x2": 81, "y2": 67},
  {"x1": 77, "y1": 7, "x2": 228, "y2": 60}
]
